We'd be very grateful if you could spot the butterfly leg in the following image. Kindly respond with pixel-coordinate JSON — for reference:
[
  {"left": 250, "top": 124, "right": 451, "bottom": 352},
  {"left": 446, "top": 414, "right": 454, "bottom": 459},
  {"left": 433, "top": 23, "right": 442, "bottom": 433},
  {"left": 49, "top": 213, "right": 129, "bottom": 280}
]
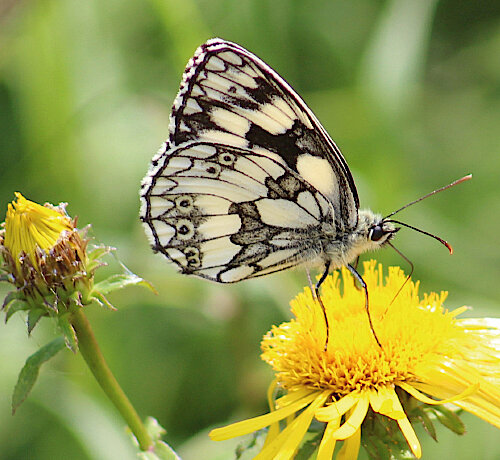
[
  {"left": 353, "top": 256, "right": 359, "bottom": 271},
  {"left": 352, "top": 256, "right": 362, "bottom": 291},
  {"left": 315, "top": 262, "right": 331, "bottom": 351},
  {"left": 347, "top": 264, "right": 383, "bottom": 349}
]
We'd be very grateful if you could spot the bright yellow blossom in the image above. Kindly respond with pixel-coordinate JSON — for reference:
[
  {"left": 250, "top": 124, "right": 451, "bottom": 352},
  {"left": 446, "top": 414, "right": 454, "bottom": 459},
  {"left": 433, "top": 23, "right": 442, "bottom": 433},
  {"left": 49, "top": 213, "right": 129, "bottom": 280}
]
[
  {"left": 4, "top": 192, "right": 73, "bottom": 266},
  {"left": 210, "top": 261, "right": 500, "bottom": 459}
]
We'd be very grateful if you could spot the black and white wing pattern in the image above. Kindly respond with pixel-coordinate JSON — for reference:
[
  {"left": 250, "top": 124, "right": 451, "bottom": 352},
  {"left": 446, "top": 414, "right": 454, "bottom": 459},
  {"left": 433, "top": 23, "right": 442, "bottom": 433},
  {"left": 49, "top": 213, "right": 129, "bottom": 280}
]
[{"left": 140, "top": 38, "right": 360, "bottom": 283}]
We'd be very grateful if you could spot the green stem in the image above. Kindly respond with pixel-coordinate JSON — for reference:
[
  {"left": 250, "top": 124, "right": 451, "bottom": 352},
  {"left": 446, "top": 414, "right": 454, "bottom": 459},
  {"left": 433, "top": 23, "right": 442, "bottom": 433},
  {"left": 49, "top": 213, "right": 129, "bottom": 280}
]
[{"left": 69, "top": 307, "right": 153, "bottom": 451}]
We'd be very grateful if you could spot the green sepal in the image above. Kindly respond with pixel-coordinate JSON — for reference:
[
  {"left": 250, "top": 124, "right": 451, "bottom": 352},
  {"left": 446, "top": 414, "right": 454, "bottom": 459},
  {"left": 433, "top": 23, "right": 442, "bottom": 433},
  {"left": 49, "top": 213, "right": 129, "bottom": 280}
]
[
  {"left": 57, "top": 314, "right": 78, "bottom": 353},
  {"left": 431, "top": 405, "right": 465, "bottom": 435},
  {"left": 87, "top": 244, "right": 113, "bottom": 262},
  {"left": 2, "top": 290, "right": 19, "bottom": 309},
  {"left": 234, "top": 430, "right": 267, "bottom": 459},
  {"left": 69, "top": 291, "right": 84, "bottom": 308},
  {"left": 413, "top": 405, "right": 438, "bottom": 441},
  {"left": 93, "top": 270, "right": 156, "bottom": 296},
  {"left": 27, "top": 308, "right": 46, "bottom": 334},
  {"left": 12, "top": 336, "right": 66, "bottom": 414},
  {"left": 294, "top": 430, "right": 323, "bottom": 459},
  {"left": 86, "top": 245, "right": 113, "bottom": 272},
  {"left": 361, "top": 410, "right": 414, "bottom": 460},
  {"left": 90, "top": 291, "right": 117, "bottom": 310}
]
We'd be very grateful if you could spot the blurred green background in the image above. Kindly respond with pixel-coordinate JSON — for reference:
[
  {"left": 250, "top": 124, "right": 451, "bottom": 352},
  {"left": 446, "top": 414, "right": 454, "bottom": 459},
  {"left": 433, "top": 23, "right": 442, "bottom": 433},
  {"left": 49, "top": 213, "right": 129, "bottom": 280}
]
[{"left": 1, "top": 0, "right": 499, "bottom": 459}]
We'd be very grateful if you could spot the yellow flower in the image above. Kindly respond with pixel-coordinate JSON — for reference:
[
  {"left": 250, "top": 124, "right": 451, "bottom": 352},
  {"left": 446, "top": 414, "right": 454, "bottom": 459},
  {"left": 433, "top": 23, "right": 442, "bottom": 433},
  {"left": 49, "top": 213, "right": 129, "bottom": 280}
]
[
  {"left": 4, "top": 192, "right": 73, "bottom": 267},
  {"left": 0, "top": 193, "right": 99, "bottom": 335},
  {"left": 209, "top": 261, "right": 500, "bottom": 459}
]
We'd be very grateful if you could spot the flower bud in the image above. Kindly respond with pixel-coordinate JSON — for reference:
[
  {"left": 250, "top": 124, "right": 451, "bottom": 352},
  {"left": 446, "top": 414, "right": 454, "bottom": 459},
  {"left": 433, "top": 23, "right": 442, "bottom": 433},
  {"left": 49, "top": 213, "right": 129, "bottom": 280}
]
[{"left": 1, "top": 193, "right": 97, "bottom": 331}]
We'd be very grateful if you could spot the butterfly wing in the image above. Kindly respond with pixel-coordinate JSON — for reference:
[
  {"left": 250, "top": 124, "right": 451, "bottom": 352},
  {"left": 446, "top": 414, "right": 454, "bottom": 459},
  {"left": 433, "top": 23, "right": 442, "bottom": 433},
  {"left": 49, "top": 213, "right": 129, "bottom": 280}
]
[
  {"left": 141, "top": 39, "right": 360, "bottom": 282},
  {"left": 141, "top": 141, "right": 336, "bottom": 282},
  {"left": 168, "top": 38, "right": 359, "bottom": 229}
]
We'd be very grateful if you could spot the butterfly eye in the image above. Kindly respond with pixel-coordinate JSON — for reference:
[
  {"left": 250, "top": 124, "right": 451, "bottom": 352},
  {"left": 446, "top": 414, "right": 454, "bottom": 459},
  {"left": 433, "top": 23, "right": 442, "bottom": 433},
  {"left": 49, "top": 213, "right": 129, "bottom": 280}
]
[{"left": 369, "top": 225, "right": 385, "bottom": 242}]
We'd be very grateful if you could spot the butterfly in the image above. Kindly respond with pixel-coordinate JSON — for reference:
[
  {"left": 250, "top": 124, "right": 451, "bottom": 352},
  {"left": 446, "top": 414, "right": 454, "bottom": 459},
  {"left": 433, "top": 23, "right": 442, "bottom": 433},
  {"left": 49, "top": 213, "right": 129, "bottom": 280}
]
[{"left": 140, "top": 38, "right": 469, "bottom": 343}]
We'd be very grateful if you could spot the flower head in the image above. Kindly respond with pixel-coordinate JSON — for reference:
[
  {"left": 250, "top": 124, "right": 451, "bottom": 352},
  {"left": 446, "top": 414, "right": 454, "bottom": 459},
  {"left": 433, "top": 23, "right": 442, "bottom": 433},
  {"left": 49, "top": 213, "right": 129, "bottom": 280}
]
[
  {"left": 210, "top": 261, "right": 500, "bottom": 459},
  {"left": 0, "top": 193, "right": 110, "bottom": 336}
]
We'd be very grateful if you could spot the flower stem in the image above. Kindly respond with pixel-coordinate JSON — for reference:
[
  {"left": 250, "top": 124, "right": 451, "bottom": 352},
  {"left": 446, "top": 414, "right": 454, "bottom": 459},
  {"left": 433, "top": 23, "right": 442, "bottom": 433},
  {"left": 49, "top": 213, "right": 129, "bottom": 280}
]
[{"left": 69, "top": 307, "right": 153, "bottom": 451}]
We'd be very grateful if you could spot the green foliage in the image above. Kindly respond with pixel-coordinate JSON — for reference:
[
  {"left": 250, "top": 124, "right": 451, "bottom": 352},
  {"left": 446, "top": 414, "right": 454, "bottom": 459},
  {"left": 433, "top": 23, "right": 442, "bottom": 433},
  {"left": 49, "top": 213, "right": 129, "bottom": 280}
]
[
  {"left": 93, "top": 271, "right": 157, "bottom": 297},
  {"left": 137, "top": 417, "right": 181, "bottom": 460},
  {"left": 1, "top": 0, "right": 499, "bottom": 459},
  {"left": 431, "top": 405, "right": 466, "bottom": 436},
  {"left": 361, "top": 410, "right": 415, "bottom": 460},
  {"left": 12, "top": 337, "right": 66, "bottom": 414}
]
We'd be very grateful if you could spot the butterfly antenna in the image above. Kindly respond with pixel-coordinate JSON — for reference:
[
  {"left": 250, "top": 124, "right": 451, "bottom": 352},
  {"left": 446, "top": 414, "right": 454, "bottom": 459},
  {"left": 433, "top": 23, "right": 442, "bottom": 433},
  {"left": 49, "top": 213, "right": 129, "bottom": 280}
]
[
  {"left": 384, "top": 174, "right": 472, "bottom": 220},
  {"left": 387, "top": 242, "right": 413, "bottom": 306},
  {"left": 387, "top": 219, "right": 453, "bottom": 254}
]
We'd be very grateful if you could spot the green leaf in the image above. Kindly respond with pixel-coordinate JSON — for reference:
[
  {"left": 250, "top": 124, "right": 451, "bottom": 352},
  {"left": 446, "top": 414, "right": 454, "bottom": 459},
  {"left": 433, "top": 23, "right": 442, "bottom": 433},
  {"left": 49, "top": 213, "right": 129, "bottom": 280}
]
[
  {"left": 135, "top": 418, "right": 181, "bottom": 460},
  {"left": 138, "top": 441, "right": 181, "bottom": 460},
  {"left": 432, "top": 405, "right": 466, "bottom": 435},
  {"left": 145, "top": 416, "right": 167, "bottom": 441},
  {"left": 12, "top": 336, "right": 66, "bottom": 414},
  {"left": 57, "top": 314, "right": 78, "bottom": 353},
  {"left": 93, "top": 271, "right": 156, "bottom": 295},
  {"left": 5, "top": 299, "right": 30, "bottom": 323},
  {"left": 27, "top": 308, "right": 46, "bottom": 334}
]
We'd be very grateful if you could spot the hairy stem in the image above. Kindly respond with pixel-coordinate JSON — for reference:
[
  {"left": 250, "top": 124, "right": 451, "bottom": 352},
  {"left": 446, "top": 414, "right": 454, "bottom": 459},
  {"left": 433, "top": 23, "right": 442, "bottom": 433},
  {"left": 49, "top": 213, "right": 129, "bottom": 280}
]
[{"left": 69, "top": 307, "right": 153, "bottom": 451}]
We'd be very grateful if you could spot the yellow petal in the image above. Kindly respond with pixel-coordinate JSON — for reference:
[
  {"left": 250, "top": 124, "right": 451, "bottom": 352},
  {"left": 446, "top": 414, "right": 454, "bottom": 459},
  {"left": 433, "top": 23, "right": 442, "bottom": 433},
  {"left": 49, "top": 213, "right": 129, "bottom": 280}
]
[
  {"left": 397, "top": 416, "right": 422, "bottom": 458},
  {"left": 276, "top": 387, "right": 316, "bottom": 409},
  {"left": 4, "top": 192, "right": 72, "bottom": 264},
  {"left": 263, "top": 380, "right": 280, "bottom": 448},
  {"left": 449, "top": 306, "right": 469, "bottom": 317},
  {"left": 209, "top": 392, "right": 319, "bottom": 441},
  {"left": 315, "top": 392, "right": 360, "bottom": 422},
  {"left": 255, "top": 391, "right": 331, "bottom": 460},
  {"left": 336, "top": 426, "right": 361, "bottom": 460},
  {"left": 399, "top": 381, "right": 479, "bottom": 405},
  {"left": 330, "top": 393, "right": 369, "bottom": 440},
  {"left": 317, "top": 418, "right": 340, "bottom": 460},
  {"left": 369, "top": 387, "right": 406, "bottom": 419}
]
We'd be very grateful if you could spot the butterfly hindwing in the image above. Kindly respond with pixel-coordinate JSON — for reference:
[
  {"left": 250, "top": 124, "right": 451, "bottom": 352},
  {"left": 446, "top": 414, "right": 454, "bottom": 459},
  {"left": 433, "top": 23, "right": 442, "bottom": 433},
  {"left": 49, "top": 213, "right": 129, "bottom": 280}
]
[{"left": 141, "top": 141, "right": 335, "bottom": 282}]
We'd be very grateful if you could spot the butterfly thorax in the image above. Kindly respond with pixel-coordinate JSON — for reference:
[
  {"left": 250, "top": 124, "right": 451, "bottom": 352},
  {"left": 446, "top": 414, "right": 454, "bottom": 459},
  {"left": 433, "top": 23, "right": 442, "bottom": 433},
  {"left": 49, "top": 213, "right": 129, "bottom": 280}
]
[{"left": 324, "top": 209, "right": 397, "bottom": 269}]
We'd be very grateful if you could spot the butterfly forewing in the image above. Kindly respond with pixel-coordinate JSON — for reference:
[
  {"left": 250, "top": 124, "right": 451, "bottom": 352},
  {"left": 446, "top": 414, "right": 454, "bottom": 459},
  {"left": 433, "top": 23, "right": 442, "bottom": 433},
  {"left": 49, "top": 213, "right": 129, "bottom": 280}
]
[
  {"left": 170, "top": 39, "right": 358, "bottom": 224},
  {"left": 141, "top": 38, "right": 361, "bottom": 282}
]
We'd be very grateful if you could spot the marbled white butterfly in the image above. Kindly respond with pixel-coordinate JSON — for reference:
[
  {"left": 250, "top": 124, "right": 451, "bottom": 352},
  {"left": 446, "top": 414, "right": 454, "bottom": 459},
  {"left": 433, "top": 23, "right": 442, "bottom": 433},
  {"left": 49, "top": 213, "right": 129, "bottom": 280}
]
[{"left": 140, "top": 39, "right": 470, "bottom": 339}]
